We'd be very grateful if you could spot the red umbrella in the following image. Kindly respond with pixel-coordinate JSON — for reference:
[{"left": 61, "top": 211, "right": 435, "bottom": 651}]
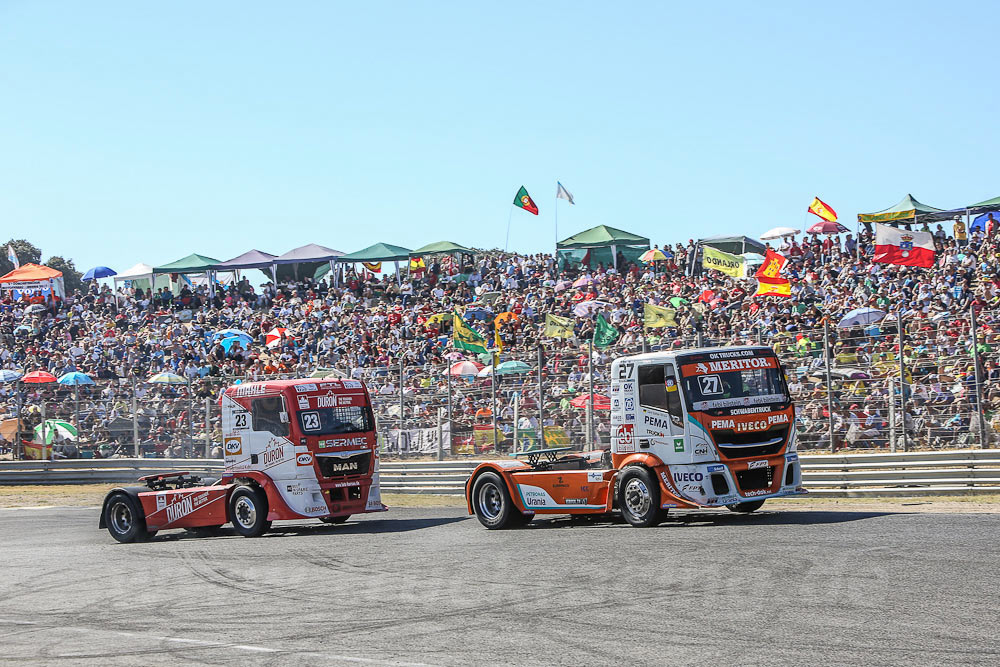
[
  {"left": 807, "top": 220, "right": 849, "bottom": 235},
  {"left": 448, "top": 361, "right": 484, "bottom": 376},
  {"left": 22, "top": 371, "right": 57, "bottom": 384},
  {"left": 570, "top": 393, "right": 610, "bottom": 410},
  {"left": 264, "top": 327, "right": 292, "bottom": 349}
]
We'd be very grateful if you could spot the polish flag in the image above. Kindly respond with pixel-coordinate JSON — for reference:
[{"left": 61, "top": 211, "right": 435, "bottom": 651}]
[{"left": 873, "top": 223, "right": 935, "bottom": 268}]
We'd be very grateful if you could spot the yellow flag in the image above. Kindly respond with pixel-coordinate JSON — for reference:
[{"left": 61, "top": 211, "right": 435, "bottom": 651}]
[
  {"left": 494, "top": 329, "right": 504, "bottom": 352},
  {"left": 643, "top": 303, "right": 678, "bottom": 329},
  {"left": 543, "top": 313, "right": 575, "bottom": 339},
  {"left": 701, "top": 246, "right": 745, "bottom": 277}
]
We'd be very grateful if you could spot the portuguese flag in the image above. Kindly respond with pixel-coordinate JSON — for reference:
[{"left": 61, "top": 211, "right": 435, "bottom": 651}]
[{"left": 513, "top": 186, "right": 539, "bottom": 215}]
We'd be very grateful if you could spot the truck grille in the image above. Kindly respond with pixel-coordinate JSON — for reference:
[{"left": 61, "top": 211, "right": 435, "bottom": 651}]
[
  {"left": 715, "top": 426, "right": 788, "bottom": 459},
  {"left": 317, "top": 452, "right": 370, "bottom": 478},
  {"left": 735, "top": 466, "right": 774, "bottom": 491}
]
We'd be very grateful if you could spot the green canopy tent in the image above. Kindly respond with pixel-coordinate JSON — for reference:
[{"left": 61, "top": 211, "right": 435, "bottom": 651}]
[
  {"left": 857, "top": 194, "right": 951, "bottom": 228},
  {"left": 410, "top": 241, "right": 473, "bottom": 256},
  {"left": 335, "top": 242, "right": 413, "bottom": 284},
  {"left": 969, "top": 195, "right": 1000, "bottom": 214},
  {"left": 556, "top": 225, "right": 650, "bottom": 270},
  {"left": 152, "top": 253, "right": 223, "bottom": 296}
]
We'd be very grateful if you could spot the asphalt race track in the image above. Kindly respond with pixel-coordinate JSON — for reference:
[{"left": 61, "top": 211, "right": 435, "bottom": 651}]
[{"left": 0, "top": 505, "right": 997, "bottom": 666}]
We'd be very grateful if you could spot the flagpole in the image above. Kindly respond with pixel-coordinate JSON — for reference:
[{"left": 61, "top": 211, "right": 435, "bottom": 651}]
[{"left": 554, "top": 187, "right": 559, "bottom": 250}]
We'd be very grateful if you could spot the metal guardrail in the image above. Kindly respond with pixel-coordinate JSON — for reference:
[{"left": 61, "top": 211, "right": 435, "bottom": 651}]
[{"left": 2, "top": 451, "right": 1000, "bottom": 498}]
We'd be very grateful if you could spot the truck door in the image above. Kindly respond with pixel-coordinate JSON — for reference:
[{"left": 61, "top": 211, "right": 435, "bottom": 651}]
[{"left": 636, "top": 362, "right": 685, "bottom": 449}]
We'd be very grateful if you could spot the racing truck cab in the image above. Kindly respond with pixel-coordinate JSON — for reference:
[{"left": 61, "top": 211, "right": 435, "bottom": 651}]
[
  {"left": 466, "top": 346, "right": 805, "bottom": 529},
  {"left": 100, "top": 377, "right": 386, "bottom": 542}
]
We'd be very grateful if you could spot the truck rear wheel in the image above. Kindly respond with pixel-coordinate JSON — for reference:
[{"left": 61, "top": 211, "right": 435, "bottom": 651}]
[
  {"left": 727, "top": 500, "right": 766, "bottom": 513},
  {"left": 229, "top": 486, "right": 271, "bottom": 537},
  {"left": 104, "top": 492, "right": 150, "bottom": 543},
  {"left": 618, "top": 467, "right": 663, "bottom": 528},
  {"left": 472, "top": 472, "right": 523, "bottom": 529}
]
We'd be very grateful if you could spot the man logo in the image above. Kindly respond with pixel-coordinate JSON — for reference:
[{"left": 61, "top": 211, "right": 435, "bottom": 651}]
[
  {"left": 224, "top": 437, "right": 242, "bottom": 456},
  {"left": 297, "top": 453, "right": 314, "bottom": 466}
]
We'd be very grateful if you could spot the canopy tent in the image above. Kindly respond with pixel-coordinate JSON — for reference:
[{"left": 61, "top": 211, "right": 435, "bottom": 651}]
[
  {"left": 857, "top": 194, "right": 951, "bottom": 226},
  {"left": 0, "top": 264, "right": 65, "bottom": 298},
  {"left": 557, "top": 225, "right": 649, "bottom": 270},
  {"left": 213, "top": 249, "right": 279, "bottom": 284},
  {"left": 112, "top": 263, "right": 170, "bottom": 292},
  {"left": 273, "top": 244, "right": 344, "bottom": 283},
  {"left": 152, "top": 253, "right": 222, "bottom": 274},
  {"left": 340, "top": 242, "right": 413, "bottom": 263},
  {"left": 410, "top": 241, "right": 473, "bottom": 256},
  {"left": 968, "top": 195, "right": 1000, "bottom": 215},
  {"left": 698, "top": 235, "right": 767, "bottom": 255}
]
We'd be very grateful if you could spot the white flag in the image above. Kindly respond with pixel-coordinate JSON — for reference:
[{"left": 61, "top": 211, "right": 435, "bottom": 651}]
[
  {"left": 6, "top": 244, "right": 18, "bottom": 269},
  {"left": 556, "top": 181, "right": 575, "bottom": 205}
]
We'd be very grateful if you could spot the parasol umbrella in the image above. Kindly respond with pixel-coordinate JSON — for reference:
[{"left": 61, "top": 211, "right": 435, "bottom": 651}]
[
  {"left": 554, "top": 279, "right": 572, "bottom": 292},
  {"left": 444, "top": 351, "right": 465, "bottom": 360},
  {"left": 82, "top": 266, "right": 117, "bottom": 281},
  {"left": 213, "top": 328, "right": 252, "bottom": 341},
  {"left": 22, "top": 371, "right": 57, "bottom": 383},
  {"left": 669, "top": 296, "right": 689, "bottom": 308},
  {"left": 494, "top": 311, "right": 519, "bottom": 326},
  {"left": 14, "top": 324, "right": 32, "bottom": 334},
  {"left": 760, "top": 226, "right": 800, "bottom": 240},
  {"left": 33, "top": 419, "right": 78, "bottom": 444},
  {"left": 476, "top": 365, "right": 495, "bottom": 377},
  {"left": 573, "top": 301, "right": 610, "bottom": 317},
  {"left": 449, "top": 361, "right": 484, "bottom": 376},
  {"left": 25, "top": 304, "right": 47, "bottom": 315},
  {"left": 572, "top": 276, "right": 593, "bottom": 288},
  {"left": 570, "top": 393, "right": 611, "bottom": 410},
  {"left": 495, "top": 360, "right": 532, "bottom": 375},
  {"left": 0, "top": 370, "right": 22, "bottom": 382},
  {"left": 58, "top": 371, "right": 94, "bottom": 386},
  {"left": 147, "top": 372, "right": 187, "bottom": 384},
  {"left": 838, "top": 308, "right": 886, "bottom": 328},
  {"left": 463, "top": 308, "right": 492, "bottom": 321},
  {"left": 265, "top": 327, "right": 292, "bottom": 348},
  {"left": 807, "top": 220, "right": 849, "bottom": 235},
  {"left": 639, "top": 248, "right": 669, "bottom": 263}
]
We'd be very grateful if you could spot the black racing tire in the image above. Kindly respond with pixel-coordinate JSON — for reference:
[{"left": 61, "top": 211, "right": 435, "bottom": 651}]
[
  {"left": 471, "top": 471, "right": 520, "bottom": 530},
  {"left": 229, "top": 486, "right": 271, "bottom": 537},
  {"left": 617, "top": 467, "right": 663, "bottom": 528},
  {"left": 319, "top": 515, "right": 351, "bottom": 524},
  {"left": 104, "top": 492, "right": 150, "bottom": 543},
  {"left": 727, "top": 499, "right": 766, "bottom": 513}
]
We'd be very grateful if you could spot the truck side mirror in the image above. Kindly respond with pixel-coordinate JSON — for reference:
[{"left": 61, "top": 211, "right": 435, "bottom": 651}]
[{"left": 279, "top": 411, "right": 289, "bottom": 423}]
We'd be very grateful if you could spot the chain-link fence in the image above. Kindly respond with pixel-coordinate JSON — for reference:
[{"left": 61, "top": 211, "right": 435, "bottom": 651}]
[{"left": 4, "top": 306, "right": 998, "bottom": 460}]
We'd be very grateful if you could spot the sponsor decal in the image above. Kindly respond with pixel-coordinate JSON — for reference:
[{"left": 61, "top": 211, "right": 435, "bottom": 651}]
[
  {"left": 342, "top": 380, "right": 362, "bottom": 389},
  {"left": 163, "top": 491, "right": 210, "bottom": 524},
  {"left": 731, "top": 406, "right": 772, "bottom": 415},
  {"left": 710, "top": 413, "right": 789, "bottom": 432},
  {"left": 744, "top": 488, "right": 770, "bottom": 496},
  {"left": 316, "top": 393, "right": 338, "bottom": 408},
  {"left": 522, "top": 488, "right": 550, "bottom": 508},
  {"left": 682, "top": 356, "right": 777, "bottom": 376},
  {"left": 697, "top": 374, "right": 723, "bottom": 395},
  {"left": 681, "top": 484, "right": 704, "bottom": 495},
  {"left": 230, "top": 412, "right": 249, "bottom": 430},
  {"left": 565, "top": 498, "right": 588, "bottom": 505},
  {"left": 233, "top": 384, "right": 268, "bottom": 398},
  {"left": 646, "top": 428, "right": 665, "bottom": 437},
  {"left": 297, "top": 396, "right": 310, "bottom": 410},
  {"left": 623, "top": 382, "right": 635, "bottom": 393},
  {"left": 644, "top": 414, "right": 673, "bottom": 430},
  {"left": 658, "top": 471, "right": 681, "bottom": 496},
  {"left": 673, "top": 471, "right": 703, "bottom": 482},
  {"left": 295, "top": 383, "right": 319, "bottom": 393},
  {"left": 304, "top": 505, "right": 327, "bottom": 514},
  {"left": 661, "top": 502, "right": 679, "bottom": 508},
  {"left": 624, "top": 413, "right": 635, "bottom": 423},
  {"left": 224, "top": 437, "right": 242, "bottom": 456},
  {"left": 338, "top": 395, "right": 354, "bottom": 406},
  {"left": 707, "top": 464, "right": 726, "bottom": 472},
  {"left": 321, "top": 436, "right": 367, "bottom": 448},
  {"left": 612, "top": 397, "right": 621, "bottom": 409},
  {"left": 624, "top": 397, "right": 634, "bottom": 411},
  {"left": 286, "top": 483, "right": 307, "bottom": 496},
  {"left": 747, "top": 460, "right": 768, "bottom": 469},
  {"left": 156, "top": 495, "right": 166, "bottom": 511},
  {"left": 785, "top": 452, "right": 799, "bottom": 461},
  {"left": 673, "top": 437, "right": 685, "bottom": 453},
  {"left": 333, "top": 480, "right": 361, "bottom": 488},
  {"left": 297, "top": 453, "right": 314, "bottom": 466},
  {"left": 614, "top": 423, "right": 635, "bottom": 452},
  {"left": 587, "top": 471, "right": 604, "bottom": 483},
  {"left": 692, "top": 394, "right": 787, "bottom": 411},
  {"left": 610, "top": 383, "right": 620, "bottom": 394},
  {"left": 694, "top": 444, "right": 709, "bottom": 456},
  {"left": 326, "top": 460, "right": 360, "bottom": 474},
  {"left": 616, "top": 361, "right": 634, "bottom": 380},
  {"left": 552, "top": 476, "right": 569, "bottom": 489},
  {"left": 262, "top": 442, "right": 285, "bottom": 467}
]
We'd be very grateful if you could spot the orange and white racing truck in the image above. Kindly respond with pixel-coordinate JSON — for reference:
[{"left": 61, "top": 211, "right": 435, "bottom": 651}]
[
  {"left": 100, "top": 378, "right": 385, "bottom": 542},
  {"left": 466, "top": 346, "right": 806, "bottom": 528}
]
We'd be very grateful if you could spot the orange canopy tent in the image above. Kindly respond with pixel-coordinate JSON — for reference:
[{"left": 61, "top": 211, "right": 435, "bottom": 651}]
[{"left": 0, "top": 264, "right": 65, "bottom": 297}]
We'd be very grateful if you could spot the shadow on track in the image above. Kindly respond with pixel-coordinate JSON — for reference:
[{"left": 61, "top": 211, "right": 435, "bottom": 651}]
[
  {"left": 147, "top": 515, "right": 470, "bottom": 541},
  {"left": 522, "top": 509, "right": 899, "bottom": 529}
]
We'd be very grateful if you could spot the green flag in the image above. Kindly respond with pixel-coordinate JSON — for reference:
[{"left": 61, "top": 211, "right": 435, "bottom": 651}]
[
  {"left": 452, "top": 310, "right": 489, "bottom": 354},
  {"left": 593, "top": 313, "right": 620, "bottom": 349}
]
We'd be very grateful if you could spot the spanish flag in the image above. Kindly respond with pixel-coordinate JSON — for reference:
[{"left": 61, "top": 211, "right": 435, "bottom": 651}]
[
  {"left": 754, "top": 249, "right": 792, "bottom": 297},
  {"left": 807, "top": 197, "right": 838, "bottom": 223}
]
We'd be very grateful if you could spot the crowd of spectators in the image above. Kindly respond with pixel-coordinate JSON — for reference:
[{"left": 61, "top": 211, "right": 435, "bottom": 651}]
[{"left": 2, "top": 214, "right": 1000, "bottom": 458}]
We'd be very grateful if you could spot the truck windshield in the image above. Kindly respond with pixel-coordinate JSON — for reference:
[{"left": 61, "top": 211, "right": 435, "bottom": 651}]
[
  {"left": 298, "top": 405, "right": 374, "bottom": 436},
  {"left": 679, "top": 354, "right": 788, "bottom": 411}
]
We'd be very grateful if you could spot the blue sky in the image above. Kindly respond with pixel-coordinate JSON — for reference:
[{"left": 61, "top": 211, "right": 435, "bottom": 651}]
[{"left": 1, "top": 1, "right": 998, "bottom": 273}]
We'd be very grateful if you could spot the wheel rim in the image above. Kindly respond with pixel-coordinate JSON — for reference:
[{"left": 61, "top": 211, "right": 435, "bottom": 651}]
[
  {"left": 478, "top": 483, "right": 503, "bottom": 521},
  {"left": 110, "top": 501, "right": 132, "bottom": 535},
  {"left": 234, "top": 496, "right": 256, "bottom": 528},
  {"left": 623, "top": 478, "right": 651, "bottom": 518}
]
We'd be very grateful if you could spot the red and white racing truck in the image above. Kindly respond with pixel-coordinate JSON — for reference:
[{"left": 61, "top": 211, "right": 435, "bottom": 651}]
[
  {"left": 100, "top": 378, "right": 385, "bottom": 542},
  {"left": 466, "top": 346, "right": 806, "bottom": 528}
]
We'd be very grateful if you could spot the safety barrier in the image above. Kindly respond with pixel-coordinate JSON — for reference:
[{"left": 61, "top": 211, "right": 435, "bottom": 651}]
[{"left": 2, "top": 451, "right": 1000, "bottom": 498}]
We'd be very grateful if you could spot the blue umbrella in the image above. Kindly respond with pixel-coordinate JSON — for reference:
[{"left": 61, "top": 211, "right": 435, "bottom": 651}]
[
  {"left": 219, "top": 335, "right": 251, "bottom": 352},
  {"left": 213, "top": 328, "right": 253, "bottom": 342},
  {"left": 0, "top": 370, "right": 22, "bottom": 382},
  {"left": 58, "top": 371, "right": 95, "bottom": 386},
  {"left": 837, "top": 307, "right": 886, "bottom": 328},
  {"left": 82, "top": 266, "right": 117, "bottom": 281}
]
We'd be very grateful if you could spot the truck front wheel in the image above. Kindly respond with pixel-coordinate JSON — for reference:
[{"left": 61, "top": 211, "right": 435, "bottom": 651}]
[
  {"left": 104, "top": 492, "right": 150, "bottom": 543},
  {"left": 229, "top": 486, "right": 271, "bottom": 537},
  {"left": 472, "top": 472, "right": 523, "bottom": 529},
  {"left": 727, "top": 500, "right": 766, "bottom": 513},
  {"left": 618, "top": 467, "right": 664, "bottom": 528}
]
